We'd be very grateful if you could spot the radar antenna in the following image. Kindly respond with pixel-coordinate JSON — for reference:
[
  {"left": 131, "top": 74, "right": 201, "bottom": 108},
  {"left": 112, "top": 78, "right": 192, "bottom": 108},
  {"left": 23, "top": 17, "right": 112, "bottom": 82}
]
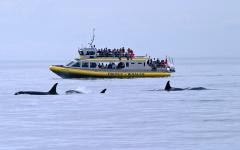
[{"left": 88, "top": 28, "right": 95, "bottom": 48}]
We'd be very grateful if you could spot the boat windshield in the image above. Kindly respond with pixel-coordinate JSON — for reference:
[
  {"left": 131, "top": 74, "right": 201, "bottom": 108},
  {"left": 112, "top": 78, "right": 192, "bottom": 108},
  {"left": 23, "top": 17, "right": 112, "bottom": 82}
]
[
  {"left": 66, "top": 61, "right": 81, "bottom": 67},
  {"left": 66, "top": 61, "right": 75, "bottom": 66},
  {"left": 72, "top": 62, "right": 81, "bottom": 67}
]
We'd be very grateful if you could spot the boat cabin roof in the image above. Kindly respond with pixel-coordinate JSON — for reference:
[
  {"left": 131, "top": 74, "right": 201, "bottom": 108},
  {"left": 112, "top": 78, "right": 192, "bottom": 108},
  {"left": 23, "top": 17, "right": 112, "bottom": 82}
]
[{"left": 76, "top": 57, "right": 147, "bottom": 62}]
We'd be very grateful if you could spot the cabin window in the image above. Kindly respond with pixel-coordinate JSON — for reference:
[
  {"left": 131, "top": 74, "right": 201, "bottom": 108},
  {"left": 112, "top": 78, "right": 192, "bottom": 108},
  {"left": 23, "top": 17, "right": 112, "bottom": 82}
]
[
  {"left": 131, "top": 62, "right": 135, "bottom": 64},
  {"left": 86, "top": 51, "right": 96, "bottom": 55},
  {"left": 138, "top": 62, "right": 143, "bottom": 64},
  {"left": 117, "top": 62, "right": 125, "bottom": 69},
  {"left": 72, "top": 62, "right": 81, "bottom": 67},
  {"left": 90, "top": 62, "right": 97, "bottom": 68},
  {"left": 126, "top": 62, "right": 129, "bottom": 67},
  {"left": 79, "top": 50, "right": 84, "bottom": 55},
  {"left": 82, "top": 62, "right": 89, "bottom": 68}
]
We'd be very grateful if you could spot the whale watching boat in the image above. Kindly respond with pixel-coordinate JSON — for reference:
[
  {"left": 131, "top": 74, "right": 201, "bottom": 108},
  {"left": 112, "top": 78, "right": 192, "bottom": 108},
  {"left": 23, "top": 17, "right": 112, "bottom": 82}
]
[{"left": 49, "top": 31, "right": 175, "bottom": 78}]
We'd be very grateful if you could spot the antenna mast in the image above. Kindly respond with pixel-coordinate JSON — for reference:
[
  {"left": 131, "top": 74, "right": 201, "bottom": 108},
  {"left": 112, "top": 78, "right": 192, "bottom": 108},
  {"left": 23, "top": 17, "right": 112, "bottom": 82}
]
[{"left": 88, "top": 28, "right": 95, "bottom": 48}]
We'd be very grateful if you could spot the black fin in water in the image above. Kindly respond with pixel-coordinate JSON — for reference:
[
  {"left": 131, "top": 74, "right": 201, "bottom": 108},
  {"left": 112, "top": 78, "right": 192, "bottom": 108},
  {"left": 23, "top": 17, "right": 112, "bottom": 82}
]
[
  {"left": 165, "top": 81, "right": 171, "bottom": 91},
  {"left": 48, "top": 83, "right": 58, "bottom": 94},
  {"left": 100, "top": 89, "right": 107, "bottom": 93}
]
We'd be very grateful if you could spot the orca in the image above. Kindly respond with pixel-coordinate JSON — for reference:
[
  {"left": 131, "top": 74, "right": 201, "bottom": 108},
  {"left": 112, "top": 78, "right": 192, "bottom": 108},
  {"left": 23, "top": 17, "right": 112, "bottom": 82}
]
[
  {"left": 65, "top": 88, "right": 107, "bottom": 94},
  {"left": 165, "top": 81, "right": 207, "bottom": 91},
  {"left": 188, "top": 87, "right": 207, "bottom": 90},
  {"left": 15, "top": 83, "right": 58, "bottom": 95},
  {"left": 65, "top": 90, "right": 84, "bottom": 94}
]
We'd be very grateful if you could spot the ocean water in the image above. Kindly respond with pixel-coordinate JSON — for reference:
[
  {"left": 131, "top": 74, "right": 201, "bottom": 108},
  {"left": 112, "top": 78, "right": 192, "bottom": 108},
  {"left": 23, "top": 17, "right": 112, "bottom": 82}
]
[{"left": 0, "top": 58, "right": 240, "bottom": 150}]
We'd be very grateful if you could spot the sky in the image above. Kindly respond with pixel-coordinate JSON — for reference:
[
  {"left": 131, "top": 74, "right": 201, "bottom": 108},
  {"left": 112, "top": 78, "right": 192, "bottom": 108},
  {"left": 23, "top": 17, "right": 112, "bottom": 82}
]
[{"left": 0, "top": 0, "right": 240, "bottom": 61}]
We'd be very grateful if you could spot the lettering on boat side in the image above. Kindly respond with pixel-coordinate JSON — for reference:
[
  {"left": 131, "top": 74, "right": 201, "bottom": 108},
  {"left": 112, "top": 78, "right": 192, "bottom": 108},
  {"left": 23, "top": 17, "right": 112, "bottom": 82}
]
[
  {"left": 107, "top": 73, "right": 124, "bottom": 76},
  {"left": 107, "top": 72, "right": 144, "bottom": 77}
]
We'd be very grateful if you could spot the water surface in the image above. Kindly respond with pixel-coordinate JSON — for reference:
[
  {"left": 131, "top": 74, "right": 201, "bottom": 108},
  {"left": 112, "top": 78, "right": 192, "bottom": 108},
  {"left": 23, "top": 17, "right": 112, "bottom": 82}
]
[{"left": 0, "top": 58, "right": 240, "bottom": 150}]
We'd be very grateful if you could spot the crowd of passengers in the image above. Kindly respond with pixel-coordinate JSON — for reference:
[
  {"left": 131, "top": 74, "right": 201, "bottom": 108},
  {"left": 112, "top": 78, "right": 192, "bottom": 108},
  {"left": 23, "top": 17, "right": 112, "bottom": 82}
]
[
  {"left": 147, "top": 58, "right": 168, "bottom": 68},
  {"left": 96, "top": 58, "right": 168, "bottom": 70},
  {"left": 98, "top": 62, "right": 125, "bottom": 69},
  {"left": 96, "top": 47, "right": 135, "bottom": 58}
]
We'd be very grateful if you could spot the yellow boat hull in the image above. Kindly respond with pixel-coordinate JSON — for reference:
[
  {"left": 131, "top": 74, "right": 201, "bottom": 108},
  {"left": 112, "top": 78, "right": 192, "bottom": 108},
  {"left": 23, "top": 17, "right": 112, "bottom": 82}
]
[{"left": 49, "top": 65, "right": 171, "bottom": 78}]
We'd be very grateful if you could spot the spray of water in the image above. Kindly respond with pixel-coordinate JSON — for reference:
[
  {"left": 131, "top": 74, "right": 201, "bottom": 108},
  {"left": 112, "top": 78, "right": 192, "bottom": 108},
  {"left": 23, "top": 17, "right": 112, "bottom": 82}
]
[{"left": 75, "top": 87, "right": 91, "bottom": 94}]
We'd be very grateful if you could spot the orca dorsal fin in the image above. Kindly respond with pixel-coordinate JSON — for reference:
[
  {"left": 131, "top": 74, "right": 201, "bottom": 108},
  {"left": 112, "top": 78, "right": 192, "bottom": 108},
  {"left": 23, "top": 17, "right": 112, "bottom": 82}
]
[
  {"left": 100, "top": 89, "right": 107, "bottom": 93},
  {"left": 165, "top": 81, "right": 171, "bottom": 91},
  {"left": 48, "top": 83, "right": 58, "bottom": 94}
]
